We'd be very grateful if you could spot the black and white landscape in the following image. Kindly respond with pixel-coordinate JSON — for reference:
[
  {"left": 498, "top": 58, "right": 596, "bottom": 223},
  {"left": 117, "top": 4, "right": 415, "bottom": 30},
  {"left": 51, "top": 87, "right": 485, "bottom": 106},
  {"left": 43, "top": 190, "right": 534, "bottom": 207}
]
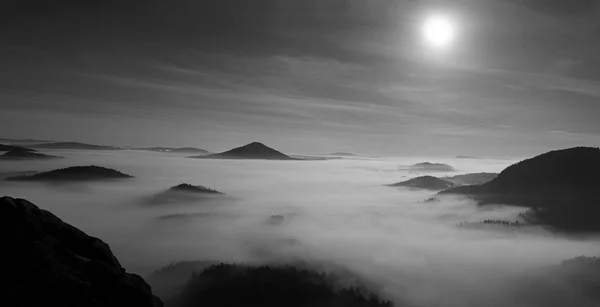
[{"left": 3, "top": 1, "right": 600, "bottom": 306}]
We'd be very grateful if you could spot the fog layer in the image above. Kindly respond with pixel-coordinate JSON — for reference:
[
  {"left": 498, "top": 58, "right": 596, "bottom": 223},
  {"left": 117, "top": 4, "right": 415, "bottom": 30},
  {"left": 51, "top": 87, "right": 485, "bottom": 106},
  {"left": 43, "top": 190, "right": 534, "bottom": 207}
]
[{"left": 1, "top": 150, "right": 599, "bottom": 307}]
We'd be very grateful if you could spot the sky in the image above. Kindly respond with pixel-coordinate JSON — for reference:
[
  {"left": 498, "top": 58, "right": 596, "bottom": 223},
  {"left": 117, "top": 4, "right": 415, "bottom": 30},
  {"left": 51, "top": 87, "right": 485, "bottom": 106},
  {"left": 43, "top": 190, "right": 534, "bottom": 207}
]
[{"left": 1, "top": 0, "right": 600, "bottom": 157}]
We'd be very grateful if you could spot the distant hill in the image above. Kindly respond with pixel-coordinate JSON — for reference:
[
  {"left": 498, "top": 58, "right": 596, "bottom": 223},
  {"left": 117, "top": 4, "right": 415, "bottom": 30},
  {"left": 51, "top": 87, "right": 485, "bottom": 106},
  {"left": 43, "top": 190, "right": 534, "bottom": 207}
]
[
  {"left": 289, "top": 155, "right": 341, "bottom": 161},
  {"left": 143, "top": 183, "right": 225, "bottom": 206},
  {"left": 188, "top": 142, "right": 297, "bottom": 160},
  {"left": 409, "top": 162, "right": 455, "bottom": 172},
  {"left": 0, "top": 138, "right": 53, "bottom": 144},
  {"left": 388, "top": 176, "right": 455, "bottom": 190},
  {"left": 387, "top": 173, "right": 497, "bottom": 191},
  {"left": 136, "top": 147, "right": 210, "bottom": 154},
  {"left": 443, "top": 173, "right": 498, "bottom": 186},
  {"left": 440, "top": 147, "right": 600, "bottom": 232},
  {"left": 169, "top": 183, "right": 223, "bottom": 194},
  {"left": 455, "top": 155, "right": 482, "bottom": 159},
  {"left": 329, "top": 152, "right": 356, "bottom": 157},
  {"left": 6, "top": 165, "right": 133, "bottom": 181},
  {"left": 0, "top": 144, "right": 35, "bottom": 152},
  {"left": 29, "top": 142, "right": 122, "bottom": 150},
  {"left": 0, "top": 149, "right": 62, "bottom": 160}
]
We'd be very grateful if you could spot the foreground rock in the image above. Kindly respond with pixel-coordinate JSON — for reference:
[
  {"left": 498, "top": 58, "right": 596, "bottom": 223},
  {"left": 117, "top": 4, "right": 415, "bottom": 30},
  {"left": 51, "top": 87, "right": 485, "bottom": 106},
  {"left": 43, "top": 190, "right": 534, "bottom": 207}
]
[
  {"left": 440, "top": 147, "right": 600, "bottom": 232},
  {"left": 0, "top": 197, "right": 162, "bottom": 307},
  {"left": 6, "top": 165, "right": 133, "bottom": 182},
  {"left": 0, "top": 148, "right": 63, "bottom": 160},
  {"left": 388, "top": 176, "right": 455, "bottom": 190},
  {"left": 188, "top": 142, "right": 297, "bottom": 160}
]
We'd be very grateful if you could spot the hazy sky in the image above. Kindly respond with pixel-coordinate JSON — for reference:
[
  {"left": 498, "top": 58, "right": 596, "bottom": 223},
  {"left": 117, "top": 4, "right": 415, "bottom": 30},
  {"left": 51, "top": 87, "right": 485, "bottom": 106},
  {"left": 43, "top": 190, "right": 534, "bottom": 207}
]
[{"left": 2, "top": 0, "right": 599, "bottom": 156}]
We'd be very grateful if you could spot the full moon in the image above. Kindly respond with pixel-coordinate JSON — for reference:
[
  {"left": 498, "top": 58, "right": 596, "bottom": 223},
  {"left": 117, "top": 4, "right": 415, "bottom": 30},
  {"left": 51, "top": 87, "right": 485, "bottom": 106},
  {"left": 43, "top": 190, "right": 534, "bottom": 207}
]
[{"left": 423, "top": 15, "right": 455, "bottom": 49}]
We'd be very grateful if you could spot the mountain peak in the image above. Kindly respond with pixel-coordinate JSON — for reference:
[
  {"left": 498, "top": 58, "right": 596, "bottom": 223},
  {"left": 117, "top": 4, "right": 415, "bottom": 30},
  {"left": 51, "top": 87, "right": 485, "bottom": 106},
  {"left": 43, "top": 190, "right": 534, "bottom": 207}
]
[
  {"left": 189, "top": 142, "right": 296, "bottom": 160},
  {"left": 244, "top": 141, "right": 268, "bottom": 148}
]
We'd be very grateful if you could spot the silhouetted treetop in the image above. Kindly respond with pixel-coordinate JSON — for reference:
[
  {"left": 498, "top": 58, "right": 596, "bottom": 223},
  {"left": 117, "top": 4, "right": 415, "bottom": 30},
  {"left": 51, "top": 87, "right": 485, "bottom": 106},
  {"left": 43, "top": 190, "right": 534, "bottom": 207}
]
[
  {"left": 171, "top": 264, "right": 394, "bottom": 307},
  {"left": 169, "top": 183, "right": 224, "bottom": 194}
]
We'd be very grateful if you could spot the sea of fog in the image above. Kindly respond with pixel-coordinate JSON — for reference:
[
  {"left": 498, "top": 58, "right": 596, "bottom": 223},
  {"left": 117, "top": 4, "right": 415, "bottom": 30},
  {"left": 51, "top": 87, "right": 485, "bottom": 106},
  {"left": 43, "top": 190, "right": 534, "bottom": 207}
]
[{"left": 2, "top": 150, "right": 600, "bottom": 307}]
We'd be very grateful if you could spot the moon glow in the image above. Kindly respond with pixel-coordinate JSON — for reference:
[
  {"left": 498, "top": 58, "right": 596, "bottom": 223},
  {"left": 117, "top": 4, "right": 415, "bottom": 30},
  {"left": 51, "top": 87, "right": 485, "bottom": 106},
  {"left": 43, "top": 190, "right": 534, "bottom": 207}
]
[{"left": 423, "top": 15, "right": 455, "bottom": 49}]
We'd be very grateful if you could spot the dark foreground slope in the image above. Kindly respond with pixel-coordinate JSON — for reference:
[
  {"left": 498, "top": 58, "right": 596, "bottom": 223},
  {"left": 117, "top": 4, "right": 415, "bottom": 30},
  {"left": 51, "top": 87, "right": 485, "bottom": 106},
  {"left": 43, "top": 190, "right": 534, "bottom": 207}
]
[
  {"left": 0, "top": 197, "right": 162, "bottom": 307},
  {"left": 170, "top": 264, "right": 393, "bottom": 307},
  {"left": 6, "top": 165, "right": 133, "bottom": 181},
  {"left": 189, "top": 142, "right": 297, "bottom": 160},
  {"left": 440, "top": 147, "right": 600, "bottom": 232}
]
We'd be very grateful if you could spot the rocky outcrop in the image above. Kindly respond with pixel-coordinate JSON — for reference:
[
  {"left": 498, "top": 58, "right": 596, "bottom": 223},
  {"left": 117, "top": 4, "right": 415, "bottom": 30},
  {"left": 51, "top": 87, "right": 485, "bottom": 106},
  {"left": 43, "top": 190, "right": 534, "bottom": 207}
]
[{"left": 0, "top": 197, "right": 163, "bottom": 307}]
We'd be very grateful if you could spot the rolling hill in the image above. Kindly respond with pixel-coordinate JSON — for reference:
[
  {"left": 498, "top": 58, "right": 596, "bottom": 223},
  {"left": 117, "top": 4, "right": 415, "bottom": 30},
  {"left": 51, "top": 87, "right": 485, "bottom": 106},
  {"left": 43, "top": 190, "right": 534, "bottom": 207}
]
[{"left": 440, "top": 147, "right": 600, "bottom": 232}]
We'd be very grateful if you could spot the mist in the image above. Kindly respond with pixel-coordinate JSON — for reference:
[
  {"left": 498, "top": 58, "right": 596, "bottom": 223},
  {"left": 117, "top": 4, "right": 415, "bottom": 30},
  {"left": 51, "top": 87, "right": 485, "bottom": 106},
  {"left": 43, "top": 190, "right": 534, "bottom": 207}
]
[{"left": 1, "top": 150, "right": 599, "bottom": 307}]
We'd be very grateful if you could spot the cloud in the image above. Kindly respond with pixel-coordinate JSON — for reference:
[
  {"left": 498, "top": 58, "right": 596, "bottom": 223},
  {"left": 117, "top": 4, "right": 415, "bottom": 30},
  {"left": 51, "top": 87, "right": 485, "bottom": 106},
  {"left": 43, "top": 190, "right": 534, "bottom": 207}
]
[
  {"left": 2, "top": 151, "right": 600, "bottom": 306},
  {"left": 502, "top": 0, "right": 600, "bottom": 17}
]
